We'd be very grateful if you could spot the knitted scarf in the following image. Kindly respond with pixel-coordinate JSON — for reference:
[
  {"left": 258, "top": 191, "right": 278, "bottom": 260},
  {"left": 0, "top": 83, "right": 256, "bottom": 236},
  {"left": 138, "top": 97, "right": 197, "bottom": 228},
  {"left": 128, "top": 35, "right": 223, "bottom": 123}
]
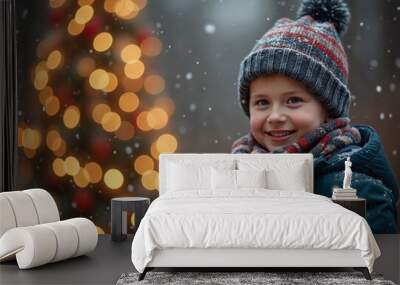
[{"left": 231, "top": 117, "right": 361, "bottom": 159}]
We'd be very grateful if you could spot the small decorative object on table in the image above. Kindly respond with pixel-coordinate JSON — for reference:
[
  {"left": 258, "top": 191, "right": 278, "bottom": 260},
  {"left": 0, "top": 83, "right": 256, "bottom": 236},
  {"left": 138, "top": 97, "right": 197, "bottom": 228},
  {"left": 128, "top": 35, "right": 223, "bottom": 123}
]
[
  {"left": 111, "top": 197, "right": 150, "bottom": 242},
  {"left": 331, "top": 157, "right": 366, "bottom": 218},
  {"left": 332, "top": 157, "right": 358, "bottom": 200}
]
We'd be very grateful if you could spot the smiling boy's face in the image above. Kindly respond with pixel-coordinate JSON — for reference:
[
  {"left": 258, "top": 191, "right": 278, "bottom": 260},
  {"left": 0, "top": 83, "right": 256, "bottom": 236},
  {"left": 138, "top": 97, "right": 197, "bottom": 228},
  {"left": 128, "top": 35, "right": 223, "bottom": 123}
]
[{"left": 249, "top": 74, "right": 328, "bottom": 152}]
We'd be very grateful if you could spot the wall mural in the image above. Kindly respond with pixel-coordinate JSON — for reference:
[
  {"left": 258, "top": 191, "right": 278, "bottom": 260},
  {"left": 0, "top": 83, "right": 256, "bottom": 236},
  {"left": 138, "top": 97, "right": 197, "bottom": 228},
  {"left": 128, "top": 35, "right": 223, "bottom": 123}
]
[{"left": 17, "top": 0, "right": 175, "bottom": 234}]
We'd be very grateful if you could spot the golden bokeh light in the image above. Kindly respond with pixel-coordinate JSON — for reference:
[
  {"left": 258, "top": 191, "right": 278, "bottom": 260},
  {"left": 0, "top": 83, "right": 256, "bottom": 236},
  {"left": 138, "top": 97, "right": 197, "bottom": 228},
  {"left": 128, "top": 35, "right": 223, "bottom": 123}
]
[
  {"left": 130, "top": 213, "right": 136, "bottom": 227},
  {"left": 102, "top": 72, "right": 118, "bottom": 92},
  {"left": 141, "top": 170, "right": 158, "bottom": 190},
  {"left": 133, "top": 154, "right": 154, "bottom": 175},
  {"left": 46, "top": 50, "right": 63, "bottom": 70},
  {"left": 63, "top": 105, "right": 81, "bottom": 129},
  {"left": 156, "top": 134, "right": 178, "bottom": 153},
  {"left": 104, "top": 169, "right": 124, "bottom": 189},
  {"left": 39, "top": 86, "right": 53, "bottom": 105},
  {"left": 46, "top": 130, "right": 61, "bottom": 150},
  {"left": 73, "top": 168, "right": 90, "bottom": 188},
  {"left": 78, "top": 0, "right": 95, "bottom": 6},
  {"left": 144, "top": 74, "right": 165, "bottom": 95},
  {"left": 85, "top": 162, "right": 103, "bottom": 183},
  {"left": 89, "top": 69, "right": 110, "bottom": 90},
  {"left": 150, "top": 141, "right": 160, "bottom": 160},
  {"left": 120, "top": 44, "right": 141, "bottom": 63},
  {"left": 68, "top": 19, "right": 85, "bottom": 36},
  {"left": 75, "top": 5, "right": 94, "bottom": 24},
  {"left": 115, "top": 0, "right": 139, "bottom": 19},
  {"left": 136, "top": 111, "right": 151, "bottom": 131},
  {"left": 92, "top": 103, "right": 111, "bottom": 123},
  {"left": 77, "top": 57, "right": 96, "bottom": 77},
  {"left": 104, "top": 0, "right": 119, "bottom": 13},
  {"left": 121, "top": 77, "right": 143, "bottom": 92},
  {"left": 115, "top": 121, "right": 135, "bottom": 140},
  {"left": 101, "top": 112, "right": 122, "bottom": 132},
  {"left": 147, "top": 107, "right": 168, "bottom": 130},
  {"left": 53, "top": 140, "right": 67, "bottom": 157},
  {"left": 52, "top": 158, "right": 66, "bottom": 177},
  {"left": 124, "top": 60, "right": 144, "bottom": 79},
  {"left": 140, "top": 37, "right": 162, "bottom": 57},
  {"left": 135, "top": 0, "right": 147, "bottom": 10},
  {"left": 154, "top": 96, "right": 175, "bottom": 116},
  {"left": 22, "top": 128, "right": 41, "bottom": 150},
  {"left": 49, "top": 0, "right": 66, "bottom": 9},
  {"left": 118, "top": 92, "right": 139, "bottom": 112},
  {"left": 96, "top": 226, "right": 105, "bottom": 234},
  {"left": 44, "top": 96, "right": 60, "bottom": 116},
  {"left": 34, "top": 69, "right": 49, "bottom": 90},
  {"left": 64, "top": 156, "right": 80, "bottom": 176},
  {"left": 23, "top": 147, "right": 36, "bottom": 159},
  {"left": 93, "top": 32, "right": 113, "bottom": 52}
]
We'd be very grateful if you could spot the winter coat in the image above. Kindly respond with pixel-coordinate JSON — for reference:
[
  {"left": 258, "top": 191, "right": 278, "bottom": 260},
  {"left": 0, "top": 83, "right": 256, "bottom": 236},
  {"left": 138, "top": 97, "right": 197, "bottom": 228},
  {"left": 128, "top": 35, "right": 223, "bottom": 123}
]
[{"left": 314, "top": 125, "right": 399, "bottom": 233}]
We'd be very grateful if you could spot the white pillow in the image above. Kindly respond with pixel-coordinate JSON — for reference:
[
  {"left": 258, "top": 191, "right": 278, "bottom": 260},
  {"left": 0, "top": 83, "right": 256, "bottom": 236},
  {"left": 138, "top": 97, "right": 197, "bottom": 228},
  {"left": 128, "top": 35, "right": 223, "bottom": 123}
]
[
  {"left": 211, "top": 168, "right": 267, "bottom": 190},
  {"left": 267, "top": 167, "right": 307, "bottom": 191},
  {"left": 211, "top": 168, "right": 236, "bottom": 190},
  {"left": 167, "top": 160, "right": 235, "bottom": 191},
  {"left": 237, "top": 169, "right": 267, "bottom": 188},
  {"left": 238, "top": 159, "right": 308, "bottom": 192}
]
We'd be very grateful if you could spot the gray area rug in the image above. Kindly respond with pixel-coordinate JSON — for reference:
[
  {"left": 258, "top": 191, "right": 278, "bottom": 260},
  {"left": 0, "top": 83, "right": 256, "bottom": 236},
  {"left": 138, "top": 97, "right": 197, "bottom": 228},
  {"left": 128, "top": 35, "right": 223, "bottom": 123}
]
[{"left": 116, "top": 271, "right": 396, "bottom": 285}]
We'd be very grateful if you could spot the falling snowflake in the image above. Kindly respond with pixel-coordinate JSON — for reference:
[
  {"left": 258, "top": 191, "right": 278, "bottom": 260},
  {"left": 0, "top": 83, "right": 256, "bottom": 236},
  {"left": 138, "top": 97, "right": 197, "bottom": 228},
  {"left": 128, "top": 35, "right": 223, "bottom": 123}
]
[
  {"left": 208, "top": 107, "right": 212, "bottom": 111},
  {"left": 176, "top": 74, "right": 181, "bottom": 79},
  {"left": 185, "top": 72, "right": 193, "bottom": 80},
  {"left": 359, "top": 22, "right": 364, "bottom": 27},
  {"left": 189, "top": 103, "right": 197, "bottom": 112},
  {"left": 376, "top": 85, "right": 382, "bottom": 93},
  {"left": 389, "top": 83, "right": 396, "bottom": 92},
  {"left": 395, "top": 58, "right": 400, "bottom": 69},
  {"left": 178, "top": 125, "right": 187, "bottom": 135},
  {"left": 125, "top": 146, "right": 132, "bottom": 154},
  {"left": 369, "top": 59, "right": 378, "bottom": 68},
  {"left": 389, "top": 113, "right": 393, "bottom": 119},
  {"left": 127, "top": 184, "right": 134, "bottom": 192},
  {"left": 204, "top": 24, "right": 216, "bottom": 34},
  {"left": 393, "top": 149, "right": 398, "bottom": 156},
  {"left": 134, "top": 142, "right": 140, "bottom": 148},
  {"left": 379, "top": 113, "right": 385, "bottom": 120}
]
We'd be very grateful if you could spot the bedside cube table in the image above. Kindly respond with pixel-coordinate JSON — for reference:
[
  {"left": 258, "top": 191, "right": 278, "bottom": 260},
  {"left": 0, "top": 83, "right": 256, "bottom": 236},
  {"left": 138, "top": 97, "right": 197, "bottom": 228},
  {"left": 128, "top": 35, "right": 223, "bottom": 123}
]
[
  {"left": 331, "top": 198, "right": 366, "bottom": 218},
  {"left": 111, "top": 197, "right": 150, "bottom": 242}
]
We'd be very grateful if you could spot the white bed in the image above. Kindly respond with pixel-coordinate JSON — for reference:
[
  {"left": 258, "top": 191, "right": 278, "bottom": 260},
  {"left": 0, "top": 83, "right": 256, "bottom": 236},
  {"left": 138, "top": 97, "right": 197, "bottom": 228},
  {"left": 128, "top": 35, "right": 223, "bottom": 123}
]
[{"left": 131, "top": 154, "right": 380, "bottom": 280}]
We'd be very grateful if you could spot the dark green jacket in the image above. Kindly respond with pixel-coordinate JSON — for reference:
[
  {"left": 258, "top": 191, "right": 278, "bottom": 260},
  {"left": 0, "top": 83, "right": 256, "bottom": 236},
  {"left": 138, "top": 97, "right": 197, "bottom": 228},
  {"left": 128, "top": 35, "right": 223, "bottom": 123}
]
[{"left": 314, "top": 125, "right": 399, "bottom": 233}]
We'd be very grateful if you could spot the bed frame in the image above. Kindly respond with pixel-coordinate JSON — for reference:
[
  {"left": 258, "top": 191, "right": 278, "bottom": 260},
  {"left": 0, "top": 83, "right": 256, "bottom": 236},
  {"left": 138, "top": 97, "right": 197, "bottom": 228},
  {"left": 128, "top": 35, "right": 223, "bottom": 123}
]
[
  {"left": 139, "top": 248, "right": 371, "bottom": 280},
  {"left": 138, "top": 154, "right": 372, "bottom": 281}
]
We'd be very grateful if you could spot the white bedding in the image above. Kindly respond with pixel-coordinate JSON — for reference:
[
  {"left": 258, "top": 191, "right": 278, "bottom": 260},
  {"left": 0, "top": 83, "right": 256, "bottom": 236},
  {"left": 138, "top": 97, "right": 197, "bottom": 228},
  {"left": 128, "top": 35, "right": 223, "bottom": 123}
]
[{"left": 131, "top": 190, "right": 380, "bottom": 273}]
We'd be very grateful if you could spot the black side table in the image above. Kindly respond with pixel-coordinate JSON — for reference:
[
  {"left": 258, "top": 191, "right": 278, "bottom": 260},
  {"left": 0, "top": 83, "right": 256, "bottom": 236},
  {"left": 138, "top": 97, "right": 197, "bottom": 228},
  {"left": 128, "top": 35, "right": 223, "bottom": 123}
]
[
  {"left": 331, "top": 198, "right": 366, "bottom": 218},
  {"left": 111, "top": 197, "right": 150, "bottom": 242}
]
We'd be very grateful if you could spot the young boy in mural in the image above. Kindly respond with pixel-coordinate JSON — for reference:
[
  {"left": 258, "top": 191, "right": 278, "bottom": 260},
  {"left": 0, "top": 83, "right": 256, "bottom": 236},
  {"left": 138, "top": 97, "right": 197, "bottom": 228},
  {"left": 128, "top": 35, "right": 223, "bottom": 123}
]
[{"left": 232, "top": 0, "right": 399, "bottom": 233}]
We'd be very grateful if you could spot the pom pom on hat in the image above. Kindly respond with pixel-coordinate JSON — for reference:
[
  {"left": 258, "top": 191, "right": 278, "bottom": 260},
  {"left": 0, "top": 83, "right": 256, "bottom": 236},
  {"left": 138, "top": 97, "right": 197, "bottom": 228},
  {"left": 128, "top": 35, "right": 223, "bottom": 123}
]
[{"left": 297, "top": 0, "right": 351, "bottom": 36}]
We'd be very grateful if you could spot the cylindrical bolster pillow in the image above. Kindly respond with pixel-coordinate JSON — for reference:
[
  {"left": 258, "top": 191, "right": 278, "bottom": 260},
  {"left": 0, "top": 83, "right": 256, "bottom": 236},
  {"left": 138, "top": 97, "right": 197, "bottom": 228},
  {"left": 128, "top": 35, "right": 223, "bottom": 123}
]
[
  {"left": 0, "top": 218, "right": 98, "bottom": 269},
  {"left": 0, "top": 192, "right": 39, "bottom": 228},
  {"left": 0, "top": 196, "right": 17, "bottom": 237},
  {"left": 23, "top": 188, "right": 60, "bottom": 224},
  {"left": 64, "top": 218, "right": 98, "bottom": 257},
  {"left": 0, "top": 226, "right": 57, "bottom": 269}
]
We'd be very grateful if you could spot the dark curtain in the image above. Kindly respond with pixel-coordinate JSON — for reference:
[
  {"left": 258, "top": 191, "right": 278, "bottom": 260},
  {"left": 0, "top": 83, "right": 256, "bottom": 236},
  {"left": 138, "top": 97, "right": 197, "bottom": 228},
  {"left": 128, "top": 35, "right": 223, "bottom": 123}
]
[{"left": 0, "top": 0, "right": 17, "bottom": 192}]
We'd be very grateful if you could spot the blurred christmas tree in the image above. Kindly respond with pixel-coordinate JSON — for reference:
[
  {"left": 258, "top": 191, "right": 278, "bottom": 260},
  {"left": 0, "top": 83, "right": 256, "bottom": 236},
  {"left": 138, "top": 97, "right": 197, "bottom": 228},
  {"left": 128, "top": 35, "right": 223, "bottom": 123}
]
[{"left": 17, "top": 0, "right": 177, "bottom": 233}]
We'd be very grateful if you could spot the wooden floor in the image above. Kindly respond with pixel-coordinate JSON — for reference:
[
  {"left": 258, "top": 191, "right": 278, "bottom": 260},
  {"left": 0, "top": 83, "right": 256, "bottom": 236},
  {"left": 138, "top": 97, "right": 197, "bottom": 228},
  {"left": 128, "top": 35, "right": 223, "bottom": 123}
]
[{"left": 0, "top": 235, "right": 398, "bottom": 284}]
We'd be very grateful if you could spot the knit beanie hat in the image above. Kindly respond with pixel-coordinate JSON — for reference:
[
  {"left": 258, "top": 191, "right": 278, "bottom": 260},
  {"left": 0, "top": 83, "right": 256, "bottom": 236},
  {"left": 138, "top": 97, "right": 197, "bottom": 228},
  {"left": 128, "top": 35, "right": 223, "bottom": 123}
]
[{"left": 238, "top": 0, "right": 351, "bottom": 118}]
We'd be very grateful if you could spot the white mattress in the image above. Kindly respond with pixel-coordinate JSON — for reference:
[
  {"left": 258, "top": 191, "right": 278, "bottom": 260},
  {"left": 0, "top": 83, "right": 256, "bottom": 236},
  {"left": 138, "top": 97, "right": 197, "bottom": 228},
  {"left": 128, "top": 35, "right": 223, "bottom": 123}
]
[{"left": 131, "top": 190, "right": 380, "bottom": 273}]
